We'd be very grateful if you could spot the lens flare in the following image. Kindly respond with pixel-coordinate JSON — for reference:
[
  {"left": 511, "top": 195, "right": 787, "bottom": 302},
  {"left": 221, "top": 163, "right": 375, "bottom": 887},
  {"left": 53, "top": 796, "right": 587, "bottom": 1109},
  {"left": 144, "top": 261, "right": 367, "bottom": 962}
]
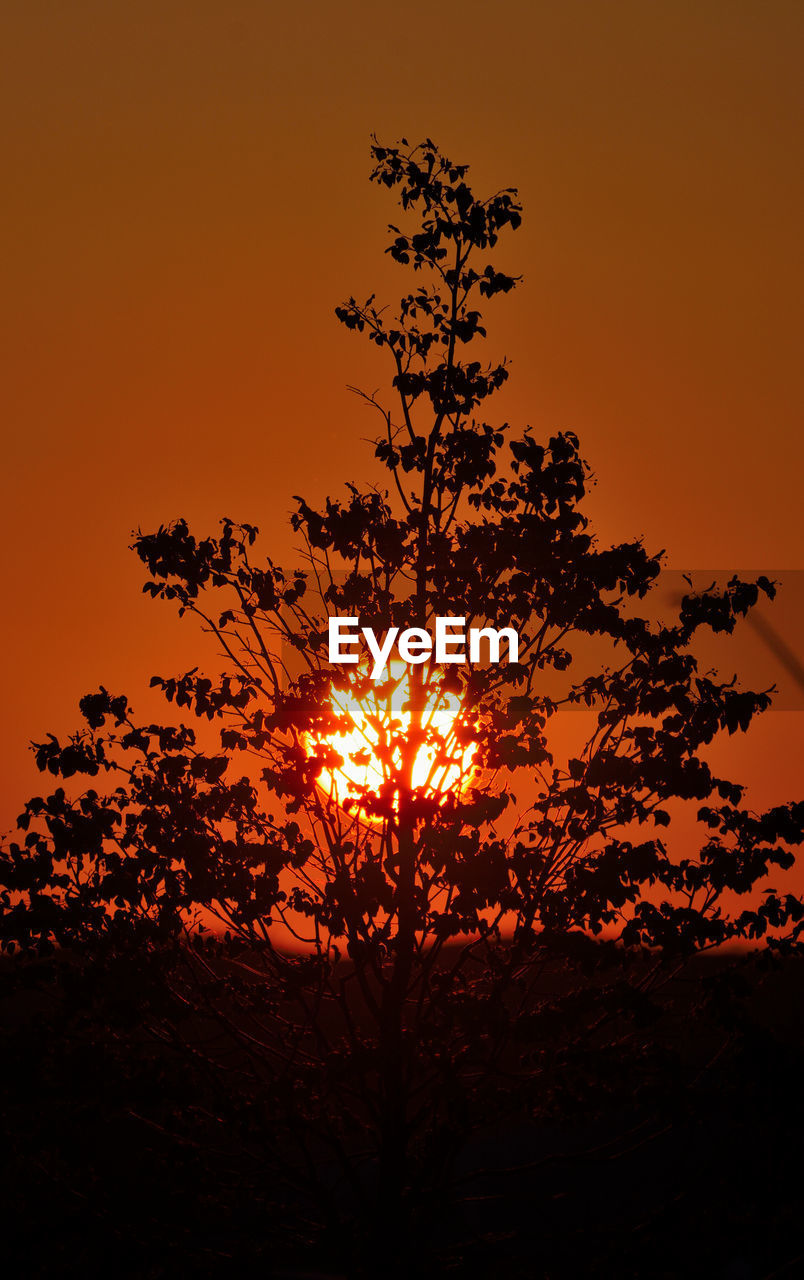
[{"left": 310, "top": 660, "right": 476, "bottom": 810}]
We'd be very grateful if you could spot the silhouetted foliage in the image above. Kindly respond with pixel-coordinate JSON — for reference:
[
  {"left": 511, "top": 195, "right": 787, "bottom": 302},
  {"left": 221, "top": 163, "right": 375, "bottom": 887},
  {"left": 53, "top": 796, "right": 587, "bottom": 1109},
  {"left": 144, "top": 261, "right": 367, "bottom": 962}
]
[{"left": 3, "top": 137, "right": 804, "bottom": 1273}]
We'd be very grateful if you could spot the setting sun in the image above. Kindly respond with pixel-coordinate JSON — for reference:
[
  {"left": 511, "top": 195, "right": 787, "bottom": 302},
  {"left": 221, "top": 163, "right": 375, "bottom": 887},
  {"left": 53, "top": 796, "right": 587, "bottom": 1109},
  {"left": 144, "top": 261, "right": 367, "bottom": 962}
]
[{"left": 310, "top": 660, "right": 476, "bottom": 810}]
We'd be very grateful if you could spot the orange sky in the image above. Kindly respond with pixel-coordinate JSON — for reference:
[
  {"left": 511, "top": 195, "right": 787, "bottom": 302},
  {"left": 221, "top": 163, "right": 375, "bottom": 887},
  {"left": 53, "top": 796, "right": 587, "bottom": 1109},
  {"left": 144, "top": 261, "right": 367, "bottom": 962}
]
[{"left": 2, "top": 0, "right": 803, "bottom": 836}]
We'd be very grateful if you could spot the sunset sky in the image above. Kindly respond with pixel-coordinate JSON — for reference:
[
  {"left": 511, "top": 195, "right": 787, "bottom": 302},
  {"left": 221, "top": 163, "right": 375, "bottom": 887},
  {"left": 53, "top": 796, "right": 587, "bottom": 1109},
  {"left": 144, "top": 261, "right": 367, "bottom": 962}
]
[{"left": 2, "top": 0, "right": 803, "bottom": 835}]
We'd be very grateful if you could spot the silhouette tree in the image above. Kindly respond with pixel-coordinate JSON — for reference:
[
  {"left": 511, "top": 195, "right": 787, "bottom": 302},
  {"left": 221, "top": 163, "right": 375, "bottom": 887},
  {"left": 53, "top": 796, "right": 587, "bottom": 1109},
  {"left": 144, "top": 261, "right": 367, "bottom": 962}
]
[{"left": 3, "top": 137, "right": 804, "bottom": 1268}]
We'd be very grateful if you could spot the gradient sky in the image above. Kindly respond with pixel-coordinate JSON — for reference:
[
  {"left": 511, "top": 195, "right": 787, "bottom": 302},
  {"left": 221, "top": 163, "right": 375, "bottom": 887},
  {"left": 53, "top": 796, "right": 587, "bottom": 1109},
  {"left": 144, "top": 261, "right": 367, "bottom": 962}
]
[{"left": 2, "top": 0, "right": 803, "bottom": 834}]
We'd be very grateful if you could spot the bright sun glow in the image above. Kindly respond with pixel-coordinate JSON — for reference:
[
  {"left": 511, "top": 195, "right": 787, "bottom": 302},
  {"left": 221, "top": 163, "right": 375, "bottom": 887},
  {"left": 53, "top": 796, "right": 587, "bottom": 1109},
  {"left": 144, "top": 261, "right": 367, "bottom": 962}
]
[{"left": 310, "top": 660, "right": 476, "bottom": 811}]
